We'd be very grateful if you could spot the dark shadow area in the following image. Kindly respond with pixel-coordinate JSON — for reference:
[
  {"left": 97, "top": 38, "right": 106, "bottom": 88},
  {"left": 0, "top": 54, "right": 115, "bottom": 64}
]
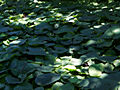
[{"left": 0, "top": 0, "right": 120, "bottom": 89}]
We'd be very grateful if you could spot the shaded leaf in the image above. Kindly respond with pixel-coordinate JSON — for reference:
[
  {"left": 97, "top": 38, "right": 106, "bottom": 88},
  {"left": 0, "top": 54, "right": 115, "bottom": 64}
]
[
  {"left": 35, "top": 73, "right": 60, "bottom": 86},
  {"left": 60, "top": 83, "right": 74, "bottom": 90},
  {"left": 5, "top": 75, "right": 22, "bottom": 84},
  {"left": 14, "top": 82, "right": 33, "bottom": 90},
  {"left": 35, "top": 87, "right": 44, "bottom": 90},
  {"left": 26, "top": 47, "right": 46, "bottom": 55}
]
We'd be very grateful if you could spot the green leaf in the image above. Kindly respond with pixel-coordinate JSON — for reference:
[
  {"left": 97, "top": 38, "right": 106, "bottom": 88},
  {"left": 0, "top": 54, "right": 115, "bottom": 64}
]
[
  {"left": 5, "top": 75, "right": 22, "bottom": 84},
  {"left": 104, "top": 49, "right": 116, "bottom": 56},
  {"left": 8, "top": 36, "right": 18, "bottom": 40},
  {"left": 0, "top": 27, "right": 13, "bottom": 33},
  {"left": 89, "top": 64, "right": 104, "bottom": 77},
  {"left": 60, "top": 83, "right": 74, "bottom": 90},
  {"left": 115, "top": 45, "right": 120, "bottom": 51},
  {"left": 10, "top": 59, "right": 35, "bottom": 79},
  {"left": 75, "top": 21, "right": 90, "bottom": 28},
  {"left": 0, "top": 33, "right": 7, "bottom": 38},
  {"left": 45, "top": 54, "right": 56, "bottom": 64},
  {"left": 35, "top": 22, "right": 53, "bottom": 31},
  {"left": 113, "top": 59, "right": 120, "bottom": 67},
  {"left": 4, "top": 85, "right": 12, "bottom": 90},
  {"left": 37, "top": 66, "right": 54, "bottom": 73},
  {"left": 28, "top": 37, "right": 48, "bottom": 46},
  {"left": 97, "top": 40, "right": 113, "bottom": 47},
  {"left": 78, "top": 78, "right": 101, "bottom": 89},
  {"left": 80, "top": 29, "right": 94, "bottom": 37},
  {"left": 54, "top": 46, "right": 67, "bottom": 54},
  {"left": 64, "top": 65, "right": 76, "bottom": 71},
  {"left": 79, "top": 15, "right": 99, "bottom": 22},
  {"left": 73, "top": 35, "right": 84, "bottom": 44},
  {"left": 0, "top": 83, "right": 5, "bottom": 89},
  {"left": 80, "top": 52, "right": 99, "bottom": 64},
  {"left": 35, "top": 73, "right": 60, "bottom": 86},
  {"left": 103, "top": 26, "right": 120, "bottom": 39},
  {"left": 6, "top": 45, "right": 20, "bottom": 53},
  {"left": 55, "top": 25, "right": 77, "bottom": 34},
  {"left": 0, "top": 53, "right": 12, "bottom": 62},
  {"left": 95, "top": 72, "right": 120, "bottom": 90},
  {"left": 9, "top": 39, "right": 26, "bottom": 45},
  {"left": 103, "top": 63, "right": 114, "bottom": 73},
  {"left": 35, "top": 57, "right": 54, "bottom": 65},
  {"left": 3, "top": 40, "right": 9, "bottom": 46},
  {"left": 52, "top": 82, "right": 63, "bottom": 90},
  {"left": 70, "top": 58, "right": 83, "bottom": 66},
  {"left": 26, "top": 47, "right": 46, "bottom": 55},
  {"left": 98, "top": 56, "right": 117, "bottom": 63},
  {"left": 69, "top": 76, "right": 80, "bottom": 84},
  {"left": 35, "top": 87, "right": 44, "bottom": 90},
  {"left": 8, "top": 31, "right": 23, "bottom": 35},
  {"left": 14, "top": 82, "right": 33, "bottom": 90}
]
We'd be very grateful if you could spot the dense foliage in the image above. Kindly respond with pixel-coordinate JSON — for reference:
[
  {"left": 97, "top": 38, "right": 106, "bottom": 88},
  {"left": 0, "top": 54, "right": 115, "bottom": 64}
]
[{"left": 0, "top": 0, "right": 120, "bottom": 90}]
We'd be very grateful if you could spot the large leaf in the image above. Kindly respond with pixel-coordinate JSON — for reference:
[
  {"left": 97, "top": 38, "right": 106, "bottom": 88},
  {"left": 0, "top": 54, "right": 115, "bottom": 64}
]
[
  {"left": 95, "top": 72, "right": 120, "bottom": 90},
  {"left": 6, "top": 45, "right": 20, "bottom": 53},
  {"left": 98, "top": 56, "right": 117, "bottom": 63},
  {"left": 8, "top": 31, "right": 23, "bottom": 35},
  {"left": 0, "top": 27, "right": 13, "bottom": 33},
  {"left": 64, "top": 65, "right": 76, "bottom": 71},
  {"left": 79, "top": 15, "right": 99, "bottom": 22},
  {"left": 37, "top": 66, "right": 54, "bottom": 73},
  {"left": 35, "top": 87, "right": 44, "bottom": 90},
  {"left": 10, "top": 59, "right": 35, "bottom": 79},
  {"left": 54, "top": 46, "right": 67, "bottom": 54},
  {"left": 80, "top": 52, "right": 99, "bottom": 64},
  {"left": 51, "top": 82, "right": 63, "bottom": 90},
  {"left": 14, "top": 82, "right": 33, "bottom": 90},
  {"left": 78, "top": 78, "right": 101, "bottom": 89},
  {"left": 103, "top": 26, "right": 120, "bottom": 39},
  {"left": 35, "top": 22, "right": 53, "bottom": 31},
  {"left": 72, "top": 35, "right": 84, "bottom": 44},
  {"left": 9, "top": 39, "right": 26, "bottom": 45},
  {"left": 28, "top": 37, "right": 48, "bottom": 46},
  {"left": 60, "top": 83, "right": 74, "bottom": 90},
  {"left": 70, "top": 58, "right": 83, "bottom": 66},
  {"left": 115, "top": 45, "right": 120, "bottom": 51},
  {"left": 5, "top": 75, "right": 22, "bottom": 84},
  {"left": 54, "top": 25, "right": 77, "bottom": 34},
  {"left": 35, "top": 73, "right": 60, "bottom": 86},
  {"left": 75, "top": 21, "right": 90, "bottom": 28},
  {"left": 89, "top": 63, "right": 104, "bottom": 77},
  {"left": 26, "top": 47, "right": 46, "bottom": 55}
]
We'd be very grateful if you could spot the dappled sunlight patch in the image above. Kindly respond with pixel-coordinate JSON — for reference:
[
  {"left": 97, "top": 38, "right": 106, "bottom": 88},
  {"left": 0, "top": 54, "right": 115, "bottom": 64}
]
[
  {"left": 103, "top": 26, "right": 120, "bottom": 39},
  {"left": 88, "top": 63, "right": 104, "bottom": 77}
]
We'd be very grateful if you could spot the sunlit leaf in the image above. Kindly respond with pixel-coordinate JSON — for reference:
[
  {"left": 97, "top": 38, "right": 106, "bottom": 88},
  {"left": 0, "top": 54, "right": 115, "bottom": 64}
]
[{"left": 89, "top": 64, "right": 104, "bottom": 77}]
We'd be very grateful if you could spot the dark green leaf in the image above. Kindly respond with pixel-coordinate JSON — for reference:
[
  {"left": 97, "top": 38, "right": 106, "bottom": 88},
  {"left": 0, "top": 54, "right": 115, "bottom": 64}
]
[
  {"left": 35, "top": 87, "right": 44, "bottom": 90},
  {"left": 60, "top": 83, "right": 74, "bottom": 90},
  {"left": 14, "top": 82, "right": 33, "bottom": 90},
  {"left": 35, "top": 22, "right": 53, "bottom": 31},
  {"left": 5, "top": 75, "right": 22, "bottom": 84},
  {"left": 35, "top": 73, "right": 60, "bottom": 86},
  {"left": 26, "top": 47, "right": 46, "bottom": 55},
  {"left": 55, "top": 25, "right": 77, "bottom": 34}
]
